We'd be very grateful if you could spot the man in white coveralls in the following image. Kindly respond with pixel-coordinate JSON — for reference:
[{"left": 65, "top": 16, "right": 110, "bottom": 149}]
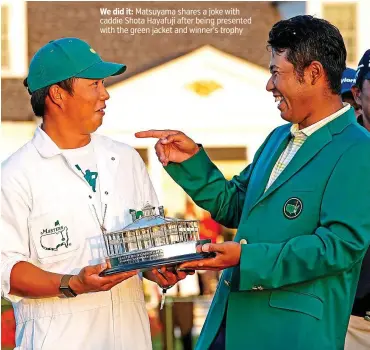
[{"left": 1, "top": 37, "right": 188, "bottom": 350}]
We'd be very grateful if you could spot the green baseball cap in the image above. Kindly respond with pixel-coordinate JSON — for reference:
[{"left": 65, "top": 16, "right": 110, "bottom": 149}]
[{"left": 26, "top": 37, "right": 126, "bottom": 93}]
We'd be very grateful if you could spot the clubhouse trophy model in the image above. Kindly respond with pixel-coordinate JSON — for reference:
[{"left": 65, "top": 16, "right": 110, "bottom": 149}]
[{"left": 101, "top": 203, "right": 213, "bottom": 276}]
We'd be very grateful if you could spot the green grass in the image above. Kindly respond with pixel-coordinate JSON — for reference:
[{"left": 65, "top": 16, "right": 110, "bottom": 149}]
[{"left": 152, "top": 334, "right": 199, "bottom": 350}]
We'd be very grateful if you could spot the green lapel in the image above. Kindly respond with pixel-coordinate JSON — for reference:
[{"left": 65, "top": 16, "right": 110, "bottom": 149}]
[
  {"left": 253, "top": 108, "right": 356, "bottom": 207},
  {"left": 254, "top": 126, "right": 332, "bottom": 207},
  {"left": 242, "top": 126, "right": 291, "bottom": 217},
  {"left": 327, "top": 107, "right": 357, "bottom": 135}
]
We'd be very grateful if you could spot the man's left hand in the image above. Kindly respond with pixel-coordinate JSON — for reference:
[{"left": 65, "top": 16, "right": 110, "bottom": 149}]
[
  {"left": 178, "top": 242, "right": 241, "bottom": 271},
  {"left": 144, "top": 267, "right": 193, "bottom": 288}
]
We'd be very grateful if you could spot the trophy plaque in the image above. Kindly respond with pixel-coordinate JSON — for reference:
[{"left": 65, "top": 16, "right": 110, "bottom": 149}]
[{"left": 101, "top": 204, "right": 214, "bottom": 276}]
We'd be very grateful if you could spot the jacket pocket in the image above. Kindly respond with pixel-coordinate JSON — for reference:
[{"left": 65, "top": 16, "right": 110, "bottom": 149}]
[
  {"left": 29, "top": 210, "right": 81, "bottom": 265},
  {"left": 269, "top": 290, "right": 323, "bottom": 320}
]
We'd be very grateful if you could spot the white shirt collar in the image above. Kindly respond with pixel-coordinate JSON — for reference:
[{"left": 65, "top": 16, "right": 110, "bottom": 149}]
[
  {"left": 290, "top": 103, "right": 351, "bottom": 137},
  {"left": 32, "top": 126, "right": 96, "bottom": 158},
  {"left": 32, "top": 126, "right": 62, "bottom": 158}
]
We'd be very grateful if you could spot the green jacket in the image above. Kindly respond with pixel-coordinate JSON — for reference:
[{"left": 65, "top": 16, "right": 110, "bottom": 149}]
[{"left": 165, "top": 109, "right": 370, "bottom": 350}]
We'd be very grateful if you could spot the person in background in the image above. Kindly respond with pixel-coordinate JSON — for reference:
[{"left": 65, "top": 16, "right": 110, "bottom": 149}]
[
  {"left": 352, "top": 50, "right": 370, "bottom": 131},
  {"left": 341, "top": 67, "right": 362, "bottom": 118},
  {"left": 344, "top": 49, "right": 370, "bottom": 350}
]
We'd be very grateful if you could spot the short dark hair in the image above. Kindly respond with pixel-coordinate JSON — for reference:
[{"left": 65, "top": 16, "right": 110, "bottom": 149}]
[
  {"left": 267, "top": 15, "right": 346, "bottom": 95},
  {"left": 23, "top": 78, "right": 76, "bottom": 117}
]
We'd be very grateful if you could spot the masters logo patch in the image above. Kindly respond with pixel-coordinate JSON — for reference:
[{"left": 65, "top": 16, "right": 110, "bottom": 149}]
[
  {"left": 283, "top": 197, "right": 303, "bottom": 219},
  {"left": 40, "top": 220, "right": 71, "bottom": 251}
]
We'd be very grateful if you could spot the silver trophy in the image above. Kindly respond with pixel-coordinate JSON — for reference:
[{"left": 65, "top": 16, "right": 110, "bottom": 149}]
[{"left": 100, "top": 203, "right": 213, "bottom": 276}]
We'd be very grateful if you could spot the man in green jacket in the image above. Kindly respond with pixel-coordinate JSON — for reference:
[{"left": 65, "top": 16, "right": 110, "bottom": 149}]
[{"left": 136, "top": 16, "right": 370, "bottom": 350}]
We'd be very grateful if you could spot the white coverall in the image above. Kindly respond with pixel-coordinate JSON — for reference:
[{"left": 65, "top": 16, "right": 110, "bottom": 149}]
[{"left": 1, "top": 127, "right": 158, "bottom": 350}]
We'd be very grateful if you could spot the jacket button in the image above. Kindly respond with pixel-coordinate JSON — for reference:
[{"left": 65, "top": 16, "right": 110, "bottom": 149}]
[
  {"left": 224, "top": 280, "right": 231, "bottom": 287},
  {"left": 105, "top": 191, "right": 109, "bottom": 195},
  {"left": 239, "top": 239, "right": 248, "bottom": 245},
  {"left": 111, "top": 157, "right": 115, "bottom": 161}
]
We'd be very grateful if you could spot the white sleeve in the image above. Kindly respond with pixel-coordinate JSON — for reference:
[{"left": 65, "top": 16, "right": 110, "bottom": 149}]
[{"left": 1, "top": 168, "right": 31, "bottom": 302}]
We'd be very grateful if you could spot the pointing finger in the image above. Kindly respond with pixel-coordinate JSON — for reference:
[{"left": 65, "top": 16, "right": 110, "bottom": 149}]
[{"left": 135, "top": 130, "right": 178, "bottom": 139}]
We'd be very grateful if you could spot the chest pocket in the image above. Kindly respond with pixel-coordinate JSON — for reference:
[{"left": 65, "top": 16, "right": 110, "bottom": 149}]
[{"left": 28, "top": 209, "right": 82, "bottom": 265}]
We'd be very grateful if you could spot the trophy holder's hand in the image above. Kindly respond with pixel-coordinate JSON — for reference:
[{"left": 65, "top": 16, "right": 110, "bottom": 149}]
[
  {"left": 135, "top": 130, "right": 200, "bottom": 166},
  {"left": 177, "top": 242, "right": 241, "bottom": 271},
  {"left": 148, "top": 266, "right": 195, "bottom": 310},
  {"left": 69, "top": 261, "right": 138, "bottom": 295},
  {"left": 147, "top": 266, "right": 193, "bottom": 288}
]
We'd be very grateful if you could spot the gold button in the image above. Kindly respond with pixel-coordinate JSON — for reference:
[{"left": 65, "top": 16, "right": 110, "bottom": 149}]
[
  {"left": 224, "top": 280, "right": 231, "bottom": 287},
  {"left": 239, "top": 239, "right": 248, "bottom": 245}
]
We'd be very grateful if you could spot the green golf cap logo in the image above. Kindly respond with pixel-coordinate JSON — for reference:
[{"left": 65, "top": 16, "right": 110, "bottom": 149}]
[
  {"left": 283, "top": 197, "right": 303, "bottom": 219},
  {"left": 27, "top": 37, "right": 126, "bottom": 93}
]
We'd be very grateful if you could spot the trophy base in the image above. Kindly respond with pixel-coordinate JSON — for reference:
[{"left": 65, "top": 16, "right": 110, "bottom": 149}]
[{"left": 101, "top": 239, "right": 214, "bottom": 276}]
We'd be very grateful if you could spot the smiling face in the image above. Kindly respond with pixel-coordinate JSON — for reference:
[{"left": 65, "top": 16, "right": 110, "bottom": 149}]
[
  {"left": 266, "top": 50, "right": 314, "bottom": 125},
  {"left": 352, "top": 79, "right": 370, "bottom": 124},
  {"left": 63, "top": 78, "right": 110, "bottom": 134}
]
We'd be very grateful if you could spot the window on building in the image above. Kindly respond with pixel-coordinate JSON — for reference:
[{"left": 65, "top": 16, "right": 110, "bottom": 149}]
[
  {"left": 205, "top": 147, "right": 247, "bottom": 180},
  {"left": 1, "top": 5, "right": 10, "bottom": 70},
  {"left": 162, "top": 146, "right": 248, "bottom": 217},
  {"left": 1, "top": 1, "right": 27, "bottom": 77},
  {"left": 323, "top": 2, "right": 357, "bottom": 65}
]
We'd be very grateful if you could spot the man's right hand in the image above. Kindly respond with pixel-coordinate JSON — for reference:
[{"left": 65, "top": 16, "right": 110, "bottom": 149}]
[
  {"left": 69, "top": 262, "right": 138, "bottom": 295},
  {"left": 135, "top": 130, "right": 199, "bottom": 166}
]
